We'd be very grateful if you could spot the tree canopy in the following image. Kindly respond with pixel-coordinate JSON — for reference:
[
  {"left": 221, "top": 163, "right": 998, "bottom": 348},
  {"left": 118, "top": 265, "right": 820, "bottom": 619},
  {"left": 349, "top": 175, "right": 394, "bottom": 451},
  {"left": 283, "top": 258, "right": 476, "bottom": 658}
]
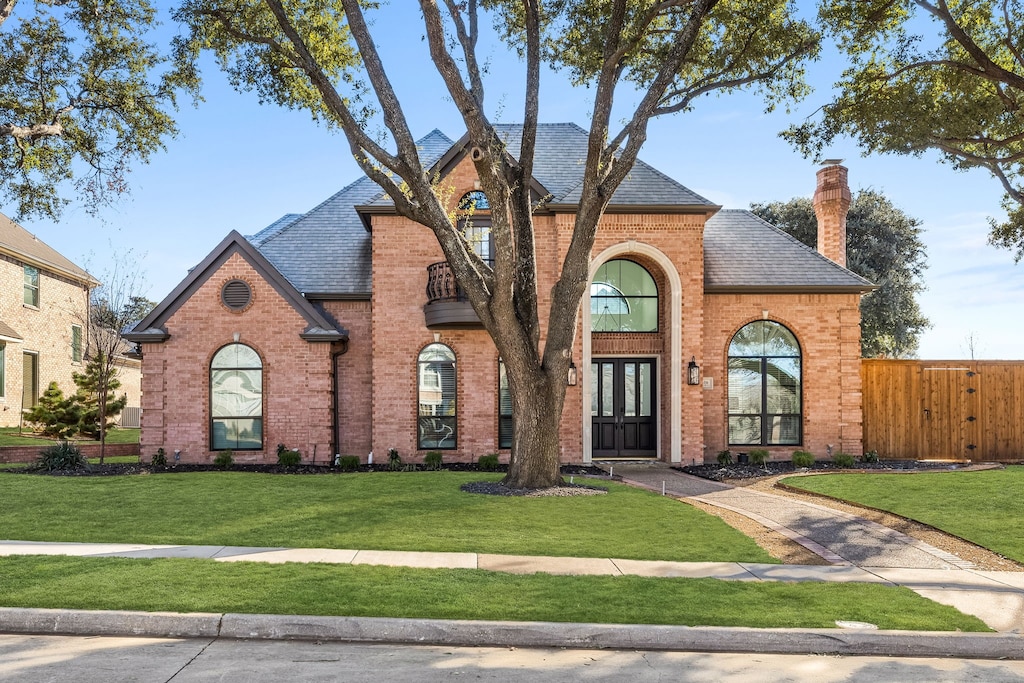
[
  {"left": 786, "top": 0, "right": 1024, "bottom": 259},
  {"left": 173, "top": 0, "right": 820, "bottom": 487},
  {"left": 752, "top": 190, "right": 930, "bottom": 358},
  {"left": 0, "top": 0, "right": 195, "bottom": 220}
]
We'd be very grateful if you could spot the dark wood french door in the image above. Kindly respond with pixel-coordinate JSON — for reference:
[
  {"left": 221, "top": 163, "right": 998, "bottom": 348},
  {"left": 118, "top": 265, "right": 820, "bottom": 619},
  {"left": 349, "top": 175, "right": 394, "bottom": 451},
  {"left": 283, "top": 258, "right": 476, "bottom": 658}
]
[{"left": 592, "top": 358, "right": 657, "bottom": 457}]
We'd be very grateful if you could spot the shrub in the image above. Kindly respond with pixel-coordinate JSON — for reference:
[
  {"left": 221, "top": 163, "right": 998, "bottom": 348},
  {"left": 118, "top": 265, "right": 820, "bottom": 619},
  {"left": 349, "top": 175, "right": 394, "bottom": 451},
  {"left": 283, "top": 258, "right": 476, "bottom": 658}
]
[
  {"left": 277, "top": 448, "right": 302, "bottom": 467},
  {"left": 151, "top": 448, "right": 167, "bottom": 467},
  {"left": 424, "top": 451, "right": 443, "bottom": 470},
  {"left": 338, "top": 455, "right": 360, "bottom": 472},
  {"left": 478, "top": 453, "right": 500, "bottom": 471},
  {"left": 791, "top": 450, "right": 814, "bottom": 468},
  {"left": 387, "top": 448, "right": 402, "bottom": 471},
  {"left": 213, "top": 450, "right": 234, "bottom": 470},
  {"left": 24, "top": 382, "right": 82, "bottom": 439},
  {"left": 716, "top": 449, "right": 732, "bottom": 465},
  {"left": 833, "top": 452, "right": 856, "bottom": 468},
  {"left": 36, "top": 440, "right": 89, "bottom": 472},
  {"left": 749, "top": 449, "right": 770, "bottom": 466},
  {"left": 862, "top": 450, "right": 880, "bottom": 464}
]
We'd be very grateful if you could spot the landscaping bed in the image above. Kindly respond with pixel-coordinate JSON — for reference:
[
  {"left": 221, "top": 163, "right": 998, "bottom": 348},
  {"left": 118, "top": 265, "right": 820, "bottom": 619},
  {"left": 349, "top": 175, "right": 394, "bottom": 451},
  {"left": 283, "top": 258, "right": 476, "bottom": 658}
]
[
  {"left": 2, "top": 460, "right": 606, "bottom": 477},
  {"left": 679, "top": 459, "right": 971, "bottom": 482}
]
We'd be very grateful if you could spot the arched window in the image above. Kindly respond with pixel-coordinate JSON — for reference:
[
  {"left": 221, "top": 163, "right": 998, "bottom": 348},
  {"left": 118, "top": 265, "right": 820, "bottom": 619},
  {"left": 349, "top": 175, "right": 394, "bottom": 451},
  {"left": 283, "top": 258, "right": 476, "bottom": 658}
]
[
  {"left": 418, "top": 343, "right": 457, "bottom": 449},
  {"left": 457, "top": 191, "right": 491, "bottom": 261},
  {"left": 591, "top": 259, "right": 658, "bottom": 332},
  {"left": 211, "top": 343, "right": 263, "bottom": 450},
  {"left": 728, "top": 321, "right": 801, "bottom": 445}
]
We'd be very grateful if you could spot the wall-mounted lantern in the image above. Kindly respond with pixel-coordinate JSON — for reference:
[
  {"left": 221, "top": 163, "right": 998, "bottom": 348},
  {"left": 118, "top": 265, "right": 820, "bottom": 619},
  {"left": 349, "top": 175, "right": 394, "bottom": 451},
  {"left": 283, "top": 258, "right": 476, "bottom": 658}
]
[
  {"left": 687, "top": 357, "right": 700, "bottom": 386},
  {"left": 567, "top": 361, "right": 578, "bottom": 386}
]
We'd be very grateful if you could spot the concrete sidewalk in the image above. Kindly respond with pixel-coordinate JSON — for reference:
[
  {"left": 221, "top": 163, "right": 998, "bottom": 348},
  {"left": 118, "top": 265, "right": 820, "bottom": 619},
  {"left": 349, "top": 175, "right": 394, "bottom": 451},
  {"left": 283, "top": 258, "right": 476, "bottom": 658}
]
[
  {"left": 2, "top": 465, "right": 1024, "bottom": 655},
  {"left": 3, "top": 539, "right": 1024, "bottom": 632}
]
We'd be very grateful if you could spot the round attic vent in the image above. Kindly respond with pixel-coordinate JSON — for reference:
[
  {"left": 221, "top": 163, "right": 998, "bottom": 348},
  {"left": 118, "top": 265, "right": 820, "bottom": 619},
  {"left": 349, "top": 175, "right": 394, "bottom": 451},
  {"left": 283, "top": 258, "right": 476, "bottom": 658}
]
[{"left": 222, "top": 279, "right": 252, "bottom": 310}]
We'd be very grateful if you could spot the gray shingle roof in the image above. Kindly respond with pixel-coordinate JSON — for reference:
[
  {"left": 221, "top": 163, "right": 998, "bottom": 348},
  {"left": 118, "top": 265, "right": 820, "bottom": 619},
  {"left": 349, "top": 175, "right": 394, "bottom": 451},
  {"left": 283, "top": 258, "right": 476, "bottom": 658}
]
[
  {"left": 245, "top": 126, "right": 867, "bottom": 297},
  {"left": 254, "top": 130, "right": 454, "bottom": 297},
  {"left": 704, "top": 210, "right": 873, "bottom": 292},
  {"left": 0, "top": 212, "right": 95, "bottom": 285},
  {"left": 492, "top": 123, "right": 715, "bottom": 207}
]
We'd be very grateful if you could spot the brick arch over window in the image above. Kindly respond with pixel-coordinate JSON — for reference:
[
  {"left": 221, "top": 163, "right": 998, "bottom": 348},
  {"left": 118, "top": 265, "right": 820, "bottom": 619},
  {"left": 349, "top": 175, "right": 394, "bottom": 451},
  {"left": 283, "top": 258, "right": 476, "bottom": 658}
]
[
  {"left": 727, "top": 320, "right": 802, "bottom": 446},
  {"left": 582, "top": 242, "right": 682, "bottom": 463},
  {"left": 210, "top": 342, "right": 263, "bottom": 450}
]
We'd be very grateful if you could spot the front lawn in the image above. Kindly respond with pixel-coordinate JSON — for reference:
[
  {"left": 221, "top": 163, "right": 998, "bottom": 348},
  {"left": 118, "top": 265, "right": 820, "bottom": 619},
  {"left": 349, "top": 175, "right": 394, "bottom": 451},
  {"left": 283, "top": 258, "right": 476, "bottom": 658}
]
[
  {"left": 782, "top": 467, "right": 1024, "bottom": 563},
  {"left": 0, "top": 471, "right": 773, "bottom": 563},
  {"left": 0, "top": 427, "right": 139, "bottom": 447},
  {"left": 0, "top": 556, "right": 989, "bottom": 631}
]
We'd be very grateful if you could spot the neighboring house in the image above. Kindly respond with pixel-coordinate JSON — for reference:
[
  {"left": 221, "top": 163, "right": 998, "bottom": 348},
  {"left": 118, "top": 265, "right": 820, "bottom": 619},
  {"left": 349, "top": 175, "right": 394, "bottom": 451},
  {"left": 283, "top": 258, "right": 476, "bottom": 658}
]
[
  {"left": 0, "top": 213, "right": 97, "bottom": 427},
  {"left": 127, "top": 123, "right": 873, "bottom": 465}
]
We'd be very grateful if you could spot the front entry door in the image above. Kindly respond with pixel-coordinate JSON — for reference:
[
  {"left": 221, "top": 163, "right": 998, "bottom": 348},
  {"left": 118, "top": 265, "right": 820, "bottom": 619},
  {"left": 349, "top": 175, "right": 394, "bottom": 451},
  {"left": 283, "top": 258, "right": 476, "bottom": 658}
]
[{"left": 592, "top": 358, "right": 656, "bottom": 457}]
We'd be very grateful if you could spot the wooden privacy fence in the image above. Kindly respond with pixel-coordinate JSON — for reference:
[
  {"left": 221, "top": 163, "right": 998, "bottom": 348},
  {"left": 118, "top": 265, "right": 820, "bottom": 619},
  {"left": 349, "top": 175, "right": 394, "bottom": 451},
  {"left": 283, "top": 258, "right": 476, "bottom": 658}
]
[{"left": 862, "top": 360, "right": 1024, "bottom": 462}]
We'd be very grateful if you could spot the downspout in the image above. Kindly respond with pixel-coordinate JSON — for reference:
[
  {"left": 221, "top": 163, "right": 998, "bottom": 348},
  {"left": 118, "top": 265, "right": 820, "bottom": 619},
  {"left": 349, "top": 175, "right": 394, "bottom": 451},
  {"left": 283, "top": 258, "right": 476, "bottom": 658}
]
[{"left": 331, "top": 341, "right": 349, "bottom": 462}]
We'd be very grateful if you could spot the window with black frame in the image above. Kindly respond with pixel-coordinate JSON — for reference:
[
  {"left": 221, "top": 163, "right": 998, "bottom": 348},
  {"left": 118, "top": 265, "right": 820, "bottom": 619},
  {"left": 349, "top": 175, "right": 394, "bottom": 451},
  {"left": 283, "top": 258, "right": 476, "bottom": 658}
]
[
  {"left": 457, "top": 191, "right": 491, "bottom": 261},
  {"left": 210, "top": 343, "right": 263, "bottom": 450},
  {"left": 727, "top": 321, "right": 802, "bottom": 446},
  {"left": 418, "top": 343, "right": 457, "bottom": 449},
  {"left": 590, "top": 259, "right": 658, "bottom": 332}
]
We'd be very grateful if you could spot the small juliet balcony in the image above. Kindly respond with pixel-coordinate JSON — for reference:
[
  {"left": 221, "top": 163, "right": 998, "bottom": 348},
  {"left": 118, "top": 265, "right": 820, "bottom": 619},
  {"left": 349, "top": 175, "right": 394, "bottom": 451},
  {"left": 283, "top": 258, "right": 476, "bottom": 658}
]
[{"left": 423, "top": 260, "right": 486, "bottom": 328}]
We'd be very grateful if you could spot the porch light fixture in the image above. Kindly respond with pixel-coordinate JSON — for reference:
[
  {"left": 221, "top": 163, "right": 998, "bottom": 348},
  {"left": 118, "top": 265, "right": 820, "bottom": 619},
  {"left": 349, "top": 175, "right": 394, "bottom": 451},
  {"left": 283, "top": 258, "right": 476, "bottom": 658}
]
[
  {"left": 567, "top": 361, "right": 578, "bottom": 387},
  {"left": 687, "top": 357, "right": 700, "bottom": 386}
]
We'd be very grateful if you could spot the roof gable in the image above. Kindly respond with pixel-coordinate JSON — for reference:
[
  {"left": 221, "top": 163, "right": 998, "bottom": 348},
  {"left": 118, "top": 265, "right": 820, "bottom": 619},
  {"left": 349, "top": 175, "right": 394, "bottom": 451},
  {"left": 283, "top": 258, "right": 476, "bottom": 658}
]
[{"left": 126, "top": 231, "right": 346, "bottom": 343}]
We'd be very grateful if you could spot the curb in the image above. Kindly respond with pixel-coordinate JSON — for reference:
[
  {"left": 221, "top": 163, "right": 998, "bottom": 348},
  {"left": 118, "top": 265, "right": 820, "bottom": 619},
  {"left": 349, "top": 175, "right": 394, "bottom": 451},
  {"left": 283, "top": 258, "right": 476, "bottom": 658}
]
[{"left": 2, "top": 608, "right": 1023, "bottom": 660}]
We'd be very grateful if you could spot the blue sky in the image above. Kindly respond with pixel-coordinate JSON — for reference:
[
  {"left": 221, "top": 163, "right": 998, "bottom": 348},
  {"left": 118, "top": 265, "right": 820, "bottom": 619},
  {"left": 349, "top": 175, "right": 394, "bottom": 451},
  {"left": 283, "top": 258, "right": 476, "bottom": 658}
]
[{"left": 17, "top": 4, "right": 1020, "bottom": 359}]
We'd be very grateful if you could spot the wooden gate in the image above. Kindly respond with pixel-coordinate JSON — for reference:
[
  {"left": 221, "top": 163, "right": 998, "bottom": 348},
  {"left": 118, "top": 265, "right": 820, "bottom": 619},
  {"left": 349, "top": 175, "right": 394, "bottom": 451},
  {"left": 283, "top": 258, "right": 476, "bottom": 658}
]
[{"left": 862, "top": 360, "right": 1024, "bottom": 461}]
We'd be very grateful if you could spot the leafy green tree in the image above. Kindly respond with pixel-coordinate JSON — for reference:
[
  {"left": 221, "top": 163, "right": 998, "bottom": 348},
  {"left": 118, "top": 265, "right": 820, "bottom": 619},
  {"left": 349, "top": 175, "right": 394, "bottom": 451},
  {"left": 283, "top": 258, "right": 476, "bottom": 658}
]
[
  {"left": 0, "top": 0, "right": 196, "bottom": 220},
  {"left": 24, "top": 381, "right": 82, "bottom": 439},
  {"left": 174, "top": 0, "right": 819, "bottom": 488},
  {"left": 751, "top": 190, "right": 930, "bottom": 357},
  {"left": 73, "top": 354, "right": 128, "bottom": 441},
  {"left": 786, "top": 1, "right": 1024, "bottom": 259}
]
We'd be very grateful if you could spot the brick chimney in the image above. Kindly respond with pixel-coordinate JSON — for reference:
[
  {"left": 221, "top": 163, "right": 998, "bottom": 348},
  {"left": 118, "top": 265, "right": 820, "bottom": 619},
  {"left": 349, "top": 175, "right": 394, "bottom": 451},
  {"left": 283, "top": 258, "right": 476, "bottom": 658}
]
[{"left": 812, "top": 162, "right": 851, "bottom": 268}]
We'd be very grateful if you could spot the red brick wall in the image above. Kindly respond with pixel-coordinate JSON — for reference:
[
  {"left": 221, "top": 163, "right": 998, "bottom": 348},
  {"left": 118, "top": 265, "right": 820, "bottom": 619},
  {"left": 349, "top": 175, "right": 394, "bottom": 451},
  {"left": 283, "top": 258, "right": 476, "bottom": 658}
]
[
  {"left": 702, "top": 292, "right": 864, "bottom": 462},
  {"left": 138, "top": 253, "right": 338, "bottom": 464},
  {"left": 0, "top": 442, "right": 139, "bottom": 463},
  {"left": 323, "top": 300, "right": 373, "bottom": 460}
]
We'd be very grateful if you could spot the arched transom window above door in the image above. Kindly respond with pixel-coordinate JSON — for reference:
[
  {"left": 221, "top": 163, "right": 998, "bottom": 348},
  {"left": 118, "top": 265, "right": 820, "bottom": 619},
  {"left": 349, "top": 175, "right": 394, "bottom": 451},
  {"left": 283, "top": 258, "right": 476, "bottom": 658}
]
[
  {"left": 590, "top": 259, "right": 658, "bottom": 332},
  {"left": 728, "top": 321, "right": 802, "bottom": 446}
]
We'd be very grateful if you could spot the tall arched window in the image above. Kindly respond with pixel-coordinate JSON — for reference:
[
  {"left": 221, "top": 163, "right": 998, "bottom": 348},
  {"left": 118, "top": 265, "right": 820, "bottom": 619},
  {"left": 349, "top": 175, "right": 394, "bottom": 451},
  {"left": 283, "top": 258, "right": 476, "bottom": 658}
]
[
  {"left": 211, "top": 343, "right": 263, "bottom": 450},
  {"left": 728, "top": 321, "right": 801, "bottom": 445},
  {"left": 418, "top": 343, "right": 457, "bottom": 449},
  {"left": 457, "top": 191, "right": 491, "bottom": 261},
  {"left": 591, "top": 259, "right": 658, "bottom": 332}
]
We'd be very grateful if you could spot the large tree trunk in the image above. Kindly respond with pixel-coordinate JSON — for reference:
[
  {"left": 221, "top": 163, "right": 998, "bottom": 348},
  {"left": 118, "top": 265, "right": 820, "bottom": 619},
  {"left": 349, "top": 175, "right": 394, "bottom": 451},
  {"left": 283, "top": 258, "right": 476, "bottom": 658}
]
[{"left": 502, "top": 363, "right": 567, "bottom": 489}]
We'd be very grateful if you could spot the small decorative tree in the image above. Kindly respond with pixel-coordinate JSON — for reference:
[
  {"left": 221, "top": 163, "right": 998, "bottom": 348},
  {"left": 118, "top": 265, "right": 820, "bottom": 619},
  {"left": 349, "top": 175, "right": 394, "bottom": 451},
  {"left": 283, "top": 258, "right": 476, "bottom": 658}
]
[
  {"left": 24, "top": 382, "right": 82, "bottom": 439},
  {"left": 73, "top": 353, "right": 128, "bottom": 442}
]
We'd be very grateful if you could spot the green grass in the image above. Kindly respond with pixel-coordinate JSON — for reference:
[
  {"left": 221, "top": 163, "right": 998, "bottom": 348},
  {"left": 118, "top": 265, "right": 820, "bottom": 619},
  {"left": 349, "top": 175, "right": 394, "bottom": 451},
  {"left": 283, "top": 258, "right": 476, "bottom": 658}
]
[
  {"left": 782, "top": 467, "right": 1024, "bottom": 563},
  {"left": 0, "top": 427, "right": 139, "bottom": 446},
  {"left": 0, "top": 471, "right": 773, "bottom": 563},
  {"left": 0, "top": 556, "right": 989, "bottom": 631}
]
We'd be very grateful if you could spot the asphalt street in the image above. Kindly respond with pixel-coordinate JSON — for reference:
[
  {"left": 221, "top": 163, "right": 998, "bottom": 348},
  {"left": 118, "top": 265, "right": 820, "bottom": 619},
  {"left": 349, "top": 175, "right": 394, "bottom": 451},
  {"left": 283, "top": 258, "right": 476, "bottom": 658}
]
[{"left": 4, "top": 634, "right": 1024, "bottom": 682}]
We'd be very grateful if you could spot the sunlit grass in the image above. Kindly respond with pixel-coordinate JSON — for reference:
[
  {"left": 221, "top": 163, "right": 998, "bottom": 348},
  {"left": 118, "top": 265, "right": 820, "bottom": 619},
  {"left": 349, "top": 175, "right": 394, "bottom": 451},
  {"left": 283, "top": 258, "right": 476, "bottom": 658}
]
[
  {"left": 782, "top": 467, "right": 1024, "bottom": 563},
  {"left": 0, "top": 555, "right": 990, "bottom": 631}
]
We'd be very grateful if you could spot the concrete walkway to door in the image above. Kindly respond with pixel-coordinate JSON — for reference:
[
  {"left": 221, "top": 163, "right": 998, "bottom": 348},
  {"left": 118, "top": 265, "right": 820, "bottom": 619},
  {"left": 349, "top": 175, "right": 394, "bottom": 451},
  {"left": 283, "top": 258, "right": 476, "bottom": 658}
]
[{"left": 609, "top": 461, "right": 1024, "bottom": 632}]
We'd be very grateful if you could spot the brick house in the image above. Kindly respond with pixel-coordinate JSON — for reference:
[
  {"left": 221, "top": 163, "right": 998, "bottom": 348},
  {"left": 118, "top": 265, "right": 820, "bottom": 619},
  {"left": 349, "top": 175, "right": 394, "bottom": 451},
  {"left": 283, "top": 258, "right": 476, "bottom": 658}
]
[
  {"left": 127, "top": 124, "right": 872, "bottom": 465},
  {"left": 0, "top": 213, "right": 97, "bottom": 427}
]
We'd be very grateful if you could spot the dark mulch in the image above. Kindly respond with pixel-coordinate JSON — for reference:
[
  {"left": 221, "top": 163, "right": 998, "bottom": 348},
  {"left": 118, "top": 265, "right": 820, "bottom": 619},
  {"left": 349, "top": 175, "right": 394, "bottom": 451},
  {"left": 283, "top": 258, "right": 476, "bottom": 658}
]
[
  {"left": 461, "top": 480, "right": 609, "bottom": 496},
  {"left": 679, "top": 460, "right": 973, "bottom": 482},
  {"left": 5, "top": 461, "right": 607, "bottom": 478}
]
